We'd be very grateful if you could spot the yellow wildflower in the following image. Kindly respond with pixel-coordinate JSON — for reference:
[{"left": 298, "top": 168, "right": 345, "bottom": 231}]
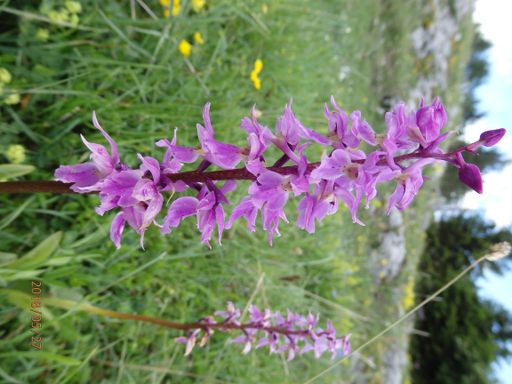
[
  {"left": 401, "top": 277, "right": 415, "bottom": 311},
  {"left": 194, "top": 31, "right": 205, "bottom": 45},
  {"left": 65, "top": 1, "right": 82, "bottom": 14},
  {"left": 5, "top": 144, "right": 26, "bottom": 164},
  {"left": 172, "top": 0, "right": 180, "bottom": 16},
  {"left": 261, "top": 3, "right": 268, "bottom": 14},
  {"left": 254, "top": 59, "right": 263, "bottom": 73},
  {"left": 178, "top": 39, "right": 192, "bottom": 57},
  {"left": 36, "top": 28, "right": 50, "bottom": 42},
  {"left": 163, "top": 8, "right": 170, "bottom": 18},
  {"left": 250, "top": 59, "right": 263, "bottom": 90},
  {"left": 0, "top": 68, "right": 12, "bottom": 84},
  {"left": 159, "top": 0, "right": 171, "bottom": 5},
  {"left": 252, "top": 77, "right": 261, "bottom": 90},
  {"left": 191, "top": 0, "right": 206, "bottom": 12},
  {"left": 4, "top": 93, "right": 21, "bottom": 105}
]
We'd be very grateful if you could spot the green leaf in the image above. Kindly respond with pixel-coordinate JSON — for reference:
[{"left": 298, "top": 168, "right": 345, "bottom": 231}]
[
  {"left": 0, "top": 351, "right": 80, "bottom": 366},
  {"left": 0, "top": 252, "right": 17, "bottom": 266},
  {"left": 8, "top": 232, "right": 63, "bottom": 270},
  {"left": 0, "top": 164, "right": 35, "bottom": 179},
  {"left": 0, "top": 196, "right": 36, "bottom": 230},
  {"left": 0, "top": 268, "right": 44, "bottom": 281},
  {"left": 0, "top": 289, "right": 55, "bottom": 320}
]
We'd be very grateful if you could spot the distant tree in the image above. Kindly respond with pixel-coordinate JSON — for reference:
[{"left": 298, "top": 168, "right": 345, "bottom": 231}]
[
  {"left": 410, "top": 214, "right": 512, "bottom": 384},
  {"left": 462, "top": 27, "right": 492, "bottom": 124}
]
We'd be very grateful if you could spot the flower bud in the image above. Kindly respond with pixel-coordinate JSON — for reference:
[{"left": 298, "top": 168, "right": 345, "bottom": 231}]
[
  {"left": 479, "top": 128, "right": 506, "bottom": 147},
  {"left": 458, "top": 163, "right": 483, "bottom": 194}
]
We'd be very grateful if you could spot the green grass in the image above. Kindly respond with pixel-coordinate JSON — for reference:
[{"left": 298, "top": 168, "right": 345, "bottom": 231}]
[{"left": 0, "top": 0, "right": 475, "bottom": 383}]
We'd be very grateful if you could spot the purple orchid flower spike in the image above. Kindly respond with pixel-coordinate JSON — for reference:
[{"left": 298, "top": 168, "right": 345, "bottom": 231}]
[
  {"left": 197, "top": 103, "right": 244, "bottom": 169},
  {"left": 54, "top": 112, "right": 121, "bottom": 192},
  {"left": 52, "top": 97, "right": 505, "bottom": 249},
  {"left": 170, "top": 302, "right": 352, "bottom": 360}
]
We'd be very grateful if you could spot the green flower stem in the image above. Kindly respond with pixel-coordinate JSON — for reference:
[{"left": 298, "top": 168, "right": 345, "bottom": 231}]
[{"left": 303, "top": 255, "right": 487, "bottom": 384}]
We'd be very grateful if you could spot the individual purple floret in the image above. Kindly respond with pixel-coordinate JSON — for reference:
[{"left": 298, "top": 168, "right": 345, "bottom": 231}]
[
  {"left": 54, "top": 112, "right": 121, "bottom": 192},
  {"left": 175, "top": 302, "right": 351, "bottom": 361},
  {"left": 54, "top": 98, "right": 506, "bottom": 248}
]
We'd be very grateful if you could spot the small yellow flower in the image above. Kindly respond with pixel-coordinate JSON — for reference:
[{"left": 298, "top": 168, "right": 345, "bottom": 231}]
[
  {"left": 159, "top": 0, "right": 171, "bottom": 6},
  {"left": 36, "top": 28, "right": 50, "bottom": 42},
  {"left": 163, "top": 8, "right": 170, "bottom": 18},
  {"left": 178, "top": 39, "right": 192, "bottom": 57},
  {"left": 194, "top": 31, "right": 205, "bottom": 45},
  {"left": 65, "top": 1, "right": 82, "bottom": 14},
  {"left": 172, "top": 0, "right": 180, "bottom": 16},
  {"left": 5, "top": 144, "right": 26, "bottom": 164},
  {"left": 191, "top": 0, "right": 206, "bottom": 12},
  {"left": 4, "top": 93, "right": 21, "bottom": 105},
  {"left": 0, "top": 68, "right": 12, "bottom": 84},
  {"left": 250, "top": 59, "right": 263, "bottom": 90},
  {"left": 252, "top": 77, "right": 261, "bottom": 90},
  {"left": 261, "top": 3, "right": 268, "bottom": 14},
  {"left": 401, "top": 277, "right": 415, "bottom": 310},
  {"left": 254, "top": 59, "right": 263, "bottom": 73}
]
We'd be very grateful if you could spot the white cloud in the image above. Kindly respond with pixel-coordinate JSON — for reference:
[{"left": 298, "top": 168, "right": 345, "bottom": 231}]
[{"left": 474, "top": 0, "right": 512, "bottom": 78}]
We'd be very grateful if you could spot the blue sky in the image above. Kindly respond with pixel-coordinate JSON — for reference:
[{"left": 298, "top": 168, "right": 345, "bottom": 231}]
[{"left": 461, "top": 0, "right": 512, "bottom": 382}]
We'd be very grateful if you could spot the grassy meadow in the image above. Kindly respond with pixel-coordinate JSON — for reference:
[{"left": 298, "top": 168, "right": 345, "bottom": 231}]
[{"left": 0, "top": 1, "right": 475, "bottom": 383}]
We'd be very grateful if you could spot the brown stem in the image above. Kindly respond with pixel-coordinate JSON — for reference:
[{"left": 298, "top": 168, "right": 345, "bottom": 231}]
[
  {"left": 44, "top": 297, "right": 309, "bottom": 336},
  {"left": 0, "top": 149, "right": 454, "bottom": 195},
  {"left": 0, "top": 180, "right": 77, "bottom": 194},
  {"left": 0, "top": 163, "right": 319, "bottom": 194}
]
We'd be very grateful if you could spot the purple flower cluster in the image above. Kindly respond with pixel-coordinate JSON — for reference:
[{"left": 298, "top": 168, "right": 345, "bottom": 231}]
[
  {"left": 54, "top": 98, "right": 506, "bottom": 248},
  {"left": 176, "top": 302, "right": 351, "bottom": 360}
]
